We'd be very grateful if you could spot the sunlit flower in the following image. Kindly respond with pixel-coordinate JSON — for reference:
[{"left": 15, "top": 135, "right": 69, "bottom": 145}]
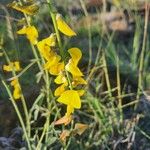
[
  {"left": 37, "top": 34, "right": 56, "bottom": 61},
  {"left": 3, "top": 61, "right": 22, "bottom": 72},
  {"left": 10, "top": 79, "right": 21, "bottom": 100},
  {"left": 65, "top": 48, "right": 83, "bottom": 77},
  {"left": 57, "top": 90, "right": 81, "bottom": 116},
  {"left": 54, "top": 72, "right": 67, "bottom": 84},
  {"left": 17, "top": 26, "right": 38, "bottom": 45},
  {"left": 56, "top": 14, "right": 76, "bottom": 37},
  {"left": 54, "top": 83, "right": 66, "bottom": 96},
  {"left": 8, "top": 1, "right": 39, "bottom": 15}
]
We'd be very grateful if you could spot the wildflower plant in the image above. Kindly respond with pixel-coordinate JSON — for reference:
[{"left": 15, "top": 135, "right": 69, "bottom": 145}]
[{"left": 1, "top": 0, "right": 87, "bottom": 149}]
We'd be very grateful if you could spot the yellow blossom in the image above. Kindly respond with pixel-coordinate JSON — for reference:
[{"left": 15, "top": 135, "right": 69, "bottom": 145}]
[
  {"left": 57, "top": 90, "right": 81, "bottom": 116},
  {"left": 10, "top": 79, "right": 21, "bottom": 100},
  {"left": 54, "top": 83, "right": 66, "bottom": 97},
  {"left": 3, "top": 61, "right": 22, "bottom": 72},
  {"left": 37, "top": 34, "right": 56, "bottom": 61},
  {"left": 56, "top": 14, "right": 76, "bottom": 37},
  {"left": 54, "top": 72, "right": 67, "bottom": 84},
  {"left": 49, "top": 62, "right": 64, "bottom": 76},
  {"left": 17, "top": 26, "right": 38, "bottom": 45},
  {"left": 8, "top": 1, "right": 39, "bottom": 15},
  {"left": 44, "top": 54, "right": 61, "bottom": 69},
  {"left": 65, "top": 59, "right": 83, "bottom": 77},
  {"left": 68, "top": 48, "right": 82, "bottom": 66},
  {"left": 65, "top": 48, "right": 83, "bottom": 77}
]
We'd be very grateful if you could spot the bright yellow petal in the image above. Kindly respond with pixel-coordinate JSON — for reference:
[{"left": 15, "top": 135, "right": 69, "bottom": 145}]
[
  {"left": 68, "top": 48, "right": 82, "bottom": 66},
  {"left": 66, "top": 105, "right": 74, "bottom": 117},
  {"left": 13, "top": 87, "right": 21, "bottom": 100},
  {"left": 54, "top": 72, "right": 67, "bottom": 84},
  {"left": 17, "top": 26, "right": 27, "bottom": 34},
  {"left": 65, "top": 59, "right": 83, "bottom": 77},
  {"left": 57, "top": 90, "right": 81, "bottom": 109},
  {"left": 3, "top": 62, "right": 21, "bottom": 72},
  {"left": 49, "top": 62, "right": 64, "bottom": 75},
  {"left": 56, "top": 14, "right": 76, "bottom": 37},
  {"left": 42, "top": 34, "right": 56, "bottom": 47},
  {"left": 14, "top": 61, "right": 22, "bottom": 71},
  {"left": 17, "top": 26, "right": 38, "bottom": 45},
  {"left": 54, "top": 84, "right": 66, "bottom": 97},
  {"left": 44, "top": 55, "right": 61, "bottom": 70}
]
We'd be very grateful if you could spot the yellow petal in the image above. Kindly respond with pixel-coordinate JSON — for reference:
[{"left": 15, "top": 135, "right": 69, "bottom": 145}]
[
  {"left": 13, "top": 87, "right": 21, "bottom": 100},
  {"left": 17, "top": 26, "right": 38, "bottom": 45},
  {"left": 42, "top": 34, "right": 56, "bottom": 47},
  {"left": 68, "top": 48, "right": 82, "bottom": 66},
  {"left": 49, "top": 62, "right": 64, "bottom": 76},
  {"left": 44, "top": 55, "right": 61, "bottom": 69},
  {"left": 66, "top": 105, "right": 74, "bottom": 117},
  {"left": 3, "top": 61, "right": 22, "bottom": 72},
  {"left": 57, "top": 90, "right": 81, "bottom": 109},
  {"left": 56, "top": 14, "right": 76, "bottom": 37},
  {"left": 54, "top": 72, "right": 67, "bottom": 84},
  {"left": 8, "top": 1, "right": 39, "bottom": 15},
  {"left": 65, "top": 59, "right": 83, "bottom": 77},
  {"left": 10, "top": 79, "right": 18, "bottom": 86},
  {"left": 54, "top": 84, "right": 66, "bottom": 97}
]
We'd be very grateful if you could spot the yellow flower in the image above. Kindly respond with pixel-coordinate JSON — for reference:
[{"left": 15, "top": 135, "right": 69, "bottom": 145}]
[
  {"left": 44, "top": 54, "right": 61, "bottom": 69},
  {"left": 37, "top": 34, "right": 56, "bottom": 61},
  {"left": 68, "top": 48, "right": 82, "bottom": 66},
  {"left": 56, "top": 14, "right": 76, "bottom": 37},
  {"left": 17, "top": 26, "right": 38, "bottom": 45},
  {"left": 10, "top": 79, "right": 21, "bottom": 100},
  {"left": 3, "top": 61, "right": 22, "bottom": 72},
  {"left": 49, "top": 61, "right": 64, "bottom": 76},
  {"left": 54, "top": 72, "right": 67, "bottom": 84},
  {"left": 8, "top": 1, "right": 39, "bottom": 15},
  {"left": 54, "top": 83, "right": 66, "bottom": 97},
  {"left": 65, "top": 48, "right": 83, "bottom": 77},
  {"left": 57, "top": 90, "right": 81, "bottom": 116}
]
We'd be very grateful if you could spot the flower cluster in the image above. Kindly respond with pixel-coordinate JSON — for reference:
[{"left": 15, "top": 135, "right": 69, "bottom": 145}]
[
  {"left": 9, "top": 1, "right": 86, "bottom": 124},
  {"left": 3, "top": 61, "right": 22, "bottom": 100}
]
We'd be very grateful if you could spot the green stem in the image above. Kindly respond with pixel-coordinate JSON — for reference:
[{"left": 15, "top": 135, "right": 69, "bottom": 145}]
[
  {"left": 136, "top": 4, "right": 149, "bottom": 108},
  {"left": 46, "top": 0, "right": 64, "bottom": 58},
  {"left": 2, "top": 80, "right": 31, "bottom": 150}
]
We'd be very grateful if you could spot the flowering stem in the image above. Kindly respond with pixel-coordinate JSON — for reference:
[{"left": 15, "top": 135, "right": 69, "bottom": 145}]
[
  {"left": 46, "top": 0, "right": 64, "bottom": 59},
  {"left": 2, "top": 48, "right": 31, "bottom": 137},
  {"left": 46, "top": 0, "right": 73, "bottom": 90}
]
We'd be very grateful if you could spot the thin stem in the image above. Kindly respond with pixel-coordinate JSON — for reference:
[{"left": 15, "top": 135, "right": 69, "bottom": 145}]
[
  {"left": 136, "top": 3, "right": 149, "bottom": 108},
  {"left": 79, "top": 0, "right": 92, "bottom": 75},
  {"left": 2, "top": 80, "right": 31, "bottom": 150}
]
